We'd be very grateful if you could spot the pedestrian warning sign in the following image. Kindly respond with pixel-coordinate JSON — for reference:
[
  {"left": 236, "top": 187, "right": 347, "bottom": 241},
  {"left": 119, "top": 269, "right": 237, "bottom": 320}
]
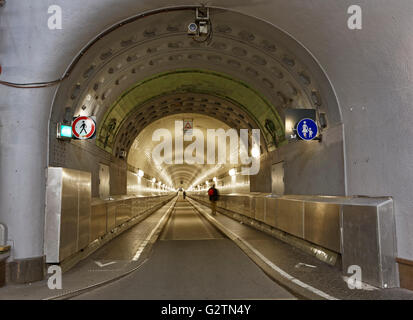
[
  {"left": 72, "top": 116, "right": 96, "bottom": 140},
  {"left": 183, "top": 119, "right": 193, "bottom": 136}
]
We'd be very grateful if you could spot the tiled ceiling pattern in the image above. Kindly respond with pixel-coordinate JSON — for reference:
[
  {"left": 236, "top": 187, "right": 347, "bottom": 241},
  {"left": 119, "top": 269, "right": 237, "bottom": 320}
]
[
  {"left": 113, "top": 92, "right": 262, "bottom": 158},
  {"left": 127, "top": 113, "right": 238, "bottom": 189}
]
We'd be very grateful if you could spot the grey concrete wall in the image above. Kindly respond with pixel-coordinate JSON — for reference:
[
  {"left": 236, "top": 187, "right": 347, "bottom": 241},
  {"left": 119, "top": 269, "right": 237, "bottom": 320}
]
[
  {"left": 1, "top": 0, "right": 413, "bottom": 262},
  {"left": 245, "top": 0, "right": 413, "bottom": 260},
  {"left": 0, "top": 88, "right": 54, "bottom": 259},
  {"left": 251, "top": 124, "right": 345, "bottom": 196}
]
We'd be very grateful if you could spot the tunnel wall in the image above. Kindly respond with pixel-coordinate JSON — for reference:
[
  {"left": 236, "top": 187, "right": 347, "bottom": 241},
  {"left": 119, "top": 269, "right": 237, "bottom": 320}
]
[
  {"left": 1, "top": 0, "right": 413, "bottom": 287},
  {"left": 251, "top": 123, "right": 345, "bottom": 195},
  {"left": 50, "top": 140, "right": 128, "bottom": 197},
  {"left": 126, "top": 171, "right": 172, "bottom": 195},
  {"left": 214, "top": 173, "right": 250, "bottom": 194}
]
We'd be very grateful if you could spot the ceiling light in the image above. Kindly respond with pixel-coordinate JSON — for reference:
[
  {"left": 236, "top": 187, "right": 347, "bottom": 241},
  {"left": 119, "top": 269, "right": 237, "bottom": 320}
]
[{"left": 251, "top": 146, "right": 260, "bottom": 158}]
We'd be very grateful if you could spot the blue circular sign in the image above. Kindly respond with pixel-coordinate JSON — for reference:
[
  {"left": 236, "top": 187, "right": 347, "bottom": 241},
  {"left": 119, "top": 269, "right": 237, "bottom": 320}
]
[
  {"left": 188, "top": 23, "right": 198, "bottom": 32},
  {"left": 296, "top": 118, "right": 318, "bottom": 140}
]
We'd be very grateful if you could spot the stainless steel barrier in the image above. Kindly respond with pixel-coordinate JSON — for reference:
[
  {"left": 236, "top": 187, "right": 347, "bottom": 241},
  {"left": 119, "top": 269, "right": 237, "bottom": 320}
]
[
  {"left": 45, "top": 168, "right": 91, "bottom": 263},
  {"left": 0, "top": 224, "right": 6, "bottom": 247},
  {"left": 189, "top": 192, "right": 398, "bottom": 288},
  {"left": 89, "top": 201, "right": 107, "bottom": 241},
  {"left": 45, "top": 167, "right": 175, "bottom": 264},
  {"left": 89, "top": 194, "right": 174, "bottom": 239},
  {"left": 0, "top": 224, "right": 11, "bottom": 288}
]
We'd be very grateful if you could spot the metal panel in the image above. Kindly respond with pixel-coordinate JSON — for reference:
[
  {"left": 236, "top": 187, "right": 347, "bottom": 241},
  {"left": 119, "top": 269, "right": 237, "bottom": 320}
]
[
  {"left": 126, "top": 170, "right": 138, "bottom": 195},
  {"left": 271, "top": 162, "right": 284, "bottom": 195},
  {"left": 304, "top": 202, "right": 341, "bottom": 253},
  {"left": 264, "top": 197, "right": 277, "bottom": 227},
  {"left": 99, "top": 163, "right": 110, "bottom": 199},
  {"left": 220, "top": 195, "right": 228, "bottom": 210},
  {"left": 115, "top": 200, "right": 131, "bottom": 226},
  {"left": 106, "top": 202, "right": 116, "bottom": 232},
  {"left": 274, "top": 199, "right": 304, "bottom": 238},
  {"left": 377, "top": 201, "right": 399, "bottom": 288},
  {"left": 237, "top": 196, "right": 248, "bottom": 215},
  {"left": 90, "top": 204, "right": 107, "bottom": 241},
  {"left": 253, "top": 196, "right": 266, "bottom": 222},
  {"left": 125, "top": 198, "right": 133, "bottom": 219},
  {"left": 236, "top": 196, "right": 248, "bottom": 217},
  {"left": 45, "top": 168, "right": 92, "bottom": 262},
  {"left": 131, "top": 198, "right": 140, "bottom": 216},
  {"left": 188, "top": 192, "right": 397, "bottom": 288},
  {"left": 342, "top": 205, "right": 381, "bottom": 287},
  {"left": 60, "top": 169, "right": 79, "bottom": 261},
  {"left": 0, "top": 224, "right": 6, "bottom": 246},
  {"left": 45, "top": 171, "right": 174, "bottom": 263},
  {"left": 243, "top": 196, "right": 252, "bottom": 217},
  {"left": 216, "top": 195, "right": 224, "bottom": 209},
  {"left": 44, "top": 168, "right": 63, "bottom": 263},
  {"left": 77, "top": 170, "right": 91, "bottom": 250},
  {"left": 231, "top": 196, "right": 241, "bottom": 214}
]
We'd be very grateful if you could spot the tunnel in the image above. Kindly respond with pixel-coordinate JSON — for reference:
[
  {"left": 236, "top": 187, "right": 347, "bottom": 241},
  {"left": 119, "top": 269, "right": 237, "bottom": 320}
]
[{"left": 0, "top": 1, "right": 413, "bottom": 301}]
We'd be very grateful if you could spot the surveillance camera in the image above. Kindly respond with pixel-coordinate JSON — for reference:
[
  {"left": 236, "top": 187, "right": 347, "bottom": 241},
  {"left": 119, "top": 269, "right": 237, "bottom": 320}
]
[
  {"left": 196, "top": 7, "right": 209, "bottom": 21},
  {"left": 119, "top": 150, "right": 127, "bottom": 159},
  {"left": 188, "top": 22, "right": 198, "bottom": 35}
]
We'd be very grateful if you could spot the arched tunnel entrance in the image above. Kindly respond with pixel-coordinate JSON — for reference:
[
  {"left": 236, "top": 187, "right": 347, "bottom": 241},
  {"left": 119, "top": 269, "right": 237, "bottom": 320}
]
[
  {"left": 0, "top": 3, "right": 406, "bottom": 298},
  {"left": 40, "top": 7, "right": 349, "bottom": 298},
  {"left": 49, "top": 7, "right": 344, "bottom": 199}
]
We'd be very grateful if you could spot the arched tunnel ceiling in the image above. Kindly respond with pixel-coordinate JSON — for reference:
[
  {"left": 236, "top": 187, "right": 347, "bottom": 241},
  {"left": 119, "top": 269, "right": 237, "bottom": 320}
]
[
  {"left": 51, "top": 7, "right": 340, "bottom": 150},
  {"left": 49, "top": 6, "right": 342, "bottom": 192},
  {"left": 127, "top": 113, "right": 238, "bottom": 189},
  {"left": 113, "top": 92, "right": 265, "bottom": 159},
  {"left": 98, "top": 70, "right": 281, "bottom": 155}
]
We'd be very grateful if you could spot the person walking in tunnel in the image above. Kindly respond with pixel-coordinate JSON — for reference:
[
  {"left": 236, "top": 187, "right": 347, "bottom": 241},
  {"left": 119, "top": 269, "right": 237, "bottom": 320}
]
[
  {"left": 208, "top": 184, "right": 219, "bottom": 215},
  {"left": 183, "top": 190, "right": 186, "bottom": 199}
]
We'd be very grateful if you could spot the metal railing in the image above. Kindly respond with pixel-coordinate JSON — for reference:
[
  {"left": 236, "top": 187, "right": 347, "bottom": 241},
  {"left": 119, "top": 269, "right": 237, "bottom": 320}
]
[{"left": 188, "top": 192, "right": 398, "bottom": 289}]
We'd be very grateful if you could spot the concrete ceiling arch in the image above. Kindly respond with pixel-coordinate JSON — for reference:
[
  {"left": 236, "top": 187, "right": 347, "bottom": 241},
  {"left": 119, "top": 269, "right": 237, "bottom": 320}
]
[
  {"left": 127, "top": 113, "right": 237, "bottom": 189},
  {"left": 50, "top": 6, "right": 341, "bottom": 165},
  {"left": 99, "top": 70, "right": 279, "bottom": 156},
  {"left": 113, "top": 91, "right": 265, "bottom": 159}
]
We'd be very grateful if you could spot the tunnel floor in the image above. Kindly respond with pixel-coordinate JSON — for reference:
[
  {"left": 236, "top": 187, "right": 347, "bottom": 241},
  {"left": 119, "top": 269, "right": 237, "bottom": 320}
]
[
  {"left": 1, "top": 196, "right": 413, "bottom": 300},
  {"left": 72, "top": 198, "right": 296, "bottom": 300}
]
